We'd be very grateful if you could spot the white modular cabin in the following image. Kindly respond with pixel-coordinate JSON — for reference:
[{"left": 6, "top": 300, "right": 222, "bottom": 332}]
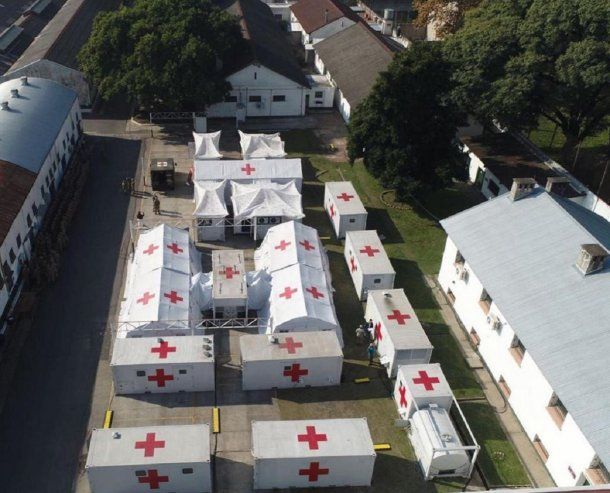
[
  {"left": 110, "top": 336, "right": 215, "bottom": 394},
  {"left": 365, "top": 289, "right": 433, "bottom": 377},
  {"left": 211, "top": 249, "right": 248, "bottom": 318},
  {"left": 193, "top": 180, "right": 229, "bottom": 242},
  {"left": 86, "top": 425, "right": 212, "bottom": 493},
  {"left": 324, "top": 181, "right": 367, "bottom": 239},
  {"left": 393, "top": 363, "right": 453, "bottom": 419},
  {"left": 345, "top": 230, "right": 395, "bottom": 300},
  {"left": 252, "top": 418, "right": 376, "bottom": 489},
  {"left": 240, "top": 331, "right": 343, "bottom": 390},
  {"left": 409, "top": 405, "right": 479, "bottom": 480}
]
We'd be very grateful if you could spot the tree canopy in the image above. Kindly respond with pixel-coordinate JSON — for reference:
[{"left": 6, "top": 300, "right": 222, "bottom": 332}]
[
  {"left": 347, "top": 42, "right": 462, "bottom": 198},
  {"left": 79, "top": 0, "right": 245, "bottom": 110},
  {"left": 413, "top": 0, "right": 481, "bottom": 38},
  {"left": 445, "top": 0, "right": 610, "bottom": 149}
]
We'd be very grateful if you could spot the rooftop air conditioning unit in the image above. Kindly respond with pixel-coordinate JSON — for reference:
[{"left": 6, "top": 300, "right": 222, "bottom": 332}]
[
  {"left": 257, "top": 217, "right": 269, "bottom": 225},
  {"left": 269, "top": 217, "right": 280, "bottom": 224}
]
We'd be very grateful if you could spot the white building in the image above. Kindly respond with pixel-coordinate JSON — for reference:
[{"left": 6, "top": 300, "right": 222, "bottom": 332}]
[
  {"left": 0, "top": 77, "right": 81, "bottom": 324},
  {"left": 324, "top": 181, "right": 367, "bottom": 239},
  {"left": 439, "top": 181, "right": 610, "bottom": 487},
  {"left": 345, "top": 230, "right": 395, "bottom": 300}
]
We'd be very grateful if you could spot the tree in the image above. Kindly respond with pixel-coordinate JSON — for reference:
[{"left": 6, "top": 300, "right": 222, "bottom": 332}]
[
  {"left": 79, "top": 0, "right": 245, "bottom": 110},
  {"left": 347, "top": 42, "right": 463, "bottom": 199},
  {"left": 445, "top": 0, "right": 610, "bottom": 152},
  {"left": 413, "top": 0, "right": 481, "bottom": 38}
]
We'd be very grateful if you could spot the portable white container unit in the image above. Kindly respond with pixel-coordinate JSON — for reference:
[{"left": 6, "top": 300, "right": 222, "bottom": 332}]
[
  {"left": 240, "top": 331, "right": 343, "bottom": 390},
  {"left": 344, "top": 230, "right": 395, "bottom": 300},
  {"left": 324, "top": 181, "right": 367, "bottom": 239},
  {"left": 86, "top": 424, "right": 212, "bottom": 493},
  {"left": 409, "top": 405, "right": 479, "bottom": 480},
  {"left": 110, "top": 336, "right": 215, "bottom": 394},
  {"left": 365, "top": 289, "right": 433, "bottom": 377},
  {"left": 393, "top": 363, "right": 452, "bottom": 419},
  {"left": 211, "top": 249, "right": 247, "bottom": 318},
  {"left": 252, "top": 418, "right": 376, "bottom": 489}
]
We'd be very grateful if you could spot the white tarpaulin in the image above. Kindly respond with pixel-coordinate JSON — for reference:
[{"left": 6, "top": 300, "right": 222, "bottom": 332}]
[
  {"left": 193, "top": 131, "right": 223, "bottom": 159},
  {"left": 239, "top": 130, "right": 286, "bottom": 159},
  {"left": 246, "top": 270, "right": 272, "bottom": 310},
  {"left": 231, "top": 181, "right": 304, "bottom": 222},
  {"left": 135, "top": 224, "right": 200, "bottom": 275},
  {"left": 193, "top": 180, "right": 229, "bottom": 218},
  {"left": 254, "top": 220, "right": 330, "bottom": 274},
  {"left": 191, "top": 271, "right": 213, "bottom": 312}
]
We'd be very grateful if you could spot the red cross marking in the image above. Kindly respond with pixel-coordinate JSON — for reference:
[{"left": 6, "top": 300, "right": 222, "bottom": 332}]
[
  {"left": 166, "top": 242, "right": 183, "bottom": 254},
  {"left": 279, "top": 337, "right": 303, "bottom": 354},
  {"left": 299, "top": 240, "right": 315, "bottom": 251},
  {"left": 151, "top": 340, "right": 177, "bottom": 359},
  {"left": 148, "top": 369, "right": 174, "bottom": 387},
  {"left": 241, "top": 163, "right": 256, "bottom": 175},
  {"left": 306, "top": 286, "right": 325, "bottom": 299},
  {"left": 329, "top": 203, "right": 335, "bottom": 218},
  {"left": 336, "top": 192, "right": 354, "bottom": 202},
  {"left": 350, "top": 256, "right": 357, "bottom": 272},
  {"left": 143, "top": 244, "right": 159, "bottom": 256},
  {"left": 283, "top": 363, "right": 308, "bottom": 382},
  {"left": 135, "top": 433, "right": 165, "bottom": 457},
  {"left": 275, "top": 240, "right": 291, "bottom": 251},
  {"left": 387, "top": 309, "right": 411, "bottom": 325},
  {"left": 412, "top": 370, "right": 440, "bottom": 391},
  {"left": 299, "top": 462, "right": 329, "bottom": 482},
  {"left": 221, "top": 267, "right": 240, "bottom": 279},
  {"left": 359, "top": 245, "right": 380, "bottom": 257},
  {"left": 279, "top": 286, "right": 298, "bottom": 300},
  {"left": 164, "top": 291, "right": 184, "bottom": 304},
  {"left": 137, "top": 292, "right": 156, "bottom": 305},
  {"left": 298, "top": 426, "right": 328, "bottom": 450},
  {"left": 137, "top": 469, "right": 169, "bottom": 489},
  {"left": 398, "top": 383, "right": 408, "bottom": 407},
  {"left": 374, "top": 322, "right": 383, "bottom": 341}
]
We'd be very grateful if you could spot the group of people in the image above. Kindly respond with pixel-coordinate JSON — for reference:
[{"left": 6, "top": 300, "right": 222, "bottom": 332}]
[
  {"left": 121, "top": 177, "right": 135, "bottom": 194},
  {"left": 355, "top": 319, "right": 378, "bottom": 366}
]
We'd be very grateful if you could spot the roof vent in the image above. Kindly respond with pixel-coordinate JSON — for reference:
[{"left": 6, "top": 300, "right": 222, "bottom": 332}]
[
  {"left": 268, "top": 335, "right": 279, "bottom": 344},
  {"left": 20, "top": 76, "right": 28, "bottom": 86},
  {"left": 0, "top": 101, "right": 9, "bottom": 110},
  {"left": 10, "top": 89, "right": 19, "bottom": 98},
  {"left": 545, "top": 176, "right": 572, "bottom": 196},
  {"left": 576, "top": 244, "right": 608, "bottom": 276},
  {"left": 112, "top": 432, "right": 121, "bottom": 439},
  {"left": 510, "top": 177, "right": 536, "bottom": 201}
]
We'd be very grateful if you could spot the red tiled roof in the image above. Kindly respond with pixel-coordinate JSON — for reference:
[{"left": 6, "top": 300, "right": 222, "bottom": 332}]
[{"left": 290, "top": 0, "right": 362, "bottom": 34}]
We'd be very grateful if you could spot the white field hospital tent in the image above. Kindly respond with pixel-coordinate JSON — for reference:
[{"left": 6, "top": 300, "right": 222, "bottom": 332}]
[
  {"left": 193, "top": 131, "right": 223, "bottom": 159},
  {"left": 193, "top": 180, "right": 229, "bottom": 241},
  {"left": 135, "top": 224, "right": 201, "bottom": 275},
  {"left": 231, "top": 181, "right": 304, "bottom": 239},
  {"left": 238, "top": 130, "right": 286, "bottom": 159}
]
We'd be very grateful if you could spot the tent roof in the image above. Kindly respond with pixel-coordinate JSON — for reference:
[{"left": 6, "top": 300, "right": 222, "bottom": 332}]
[
  {"left": 239, "top": 131, "right": 286, "bottom": 159},
  {"left": 231, "top": 181, "right": 303, "bottom": 221},
  {"left": 193, "top": 131, "right": 223, "bottom": 160},
  {"left": 193, "top": 180, "right": 229, "bottom": 218},
  {"left": 135, "top": 224, "right": 196, "bottom": 275},
  {"left": 194, "top": 159, "right": 302, "bottom": 182}
]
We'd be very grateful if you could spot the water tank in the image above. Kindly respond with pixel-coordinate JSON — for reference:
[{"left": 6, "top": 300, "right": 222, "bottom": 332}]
[{"left": 383, "top": 8, "right": 395, "bottom": 20}]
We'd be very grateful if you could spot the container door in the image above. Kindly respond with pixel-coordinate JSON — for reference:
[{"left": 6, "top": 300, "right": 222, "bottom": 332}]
[{"left": 116, "top": 379, "right": 135, "bottom": 394}]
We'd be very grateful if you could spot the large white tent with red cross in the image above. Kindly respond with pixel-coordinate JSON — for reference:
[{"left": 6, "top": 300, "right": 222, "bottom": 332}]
[
  {"left": 86, "top": 424, "right": 211, "bottom": 493},
  {"left": 240, "top": 331, "right": 343, "bottom": 390},
  {"left": 345, "top": 230, "right": 395, "bottom": 301},
  {"left": 251, "top": 418, "right": 375, "bottom": 489},
  {"left": 135, "top": 224, "right": 200, "bottom": 276},
  {"left": 324, "top": 181, "right": 367, "bottom": 239},
  {"left": 238, "top": 130, "right": 286, "bottom": 159},
  {"left": 393, "top": 363, "right": 453, "bottom": 419},
  {"left": 364, "top": 288, "right": 433, "bottom": 377}
]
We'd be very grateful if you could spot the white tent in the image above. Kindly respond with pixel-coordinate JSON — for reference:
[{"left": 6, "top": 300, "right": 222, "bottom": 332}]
[
  {"left": 135, "top": 224, "right": 200, "bottom": 275},
  {"left": 193, "top": 131, "right": 223, "bottom": 159},
  {"left": 191, "top": 271, "right": 213, "bottom": 312},
  {"left": 254, "top": 220, "right": 330, "bottom": 276},
  {"left": 231, "top": 181, "right": 304, "bottom": 239},
  {"left": 239, "top": 130, "right": 286, "bottom": 159},
  {"left": 246, "top": 270, "right": 272, "bottom": 310},
  {"left": 193, "top": 180, "right": 229, "bottom": 241}
]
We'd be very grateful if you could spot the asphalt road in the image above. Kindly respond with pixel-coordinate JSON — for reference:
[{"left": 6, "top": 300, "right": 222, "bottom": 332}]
[{"left": 0, "top": 134, "right": 140, "bottom": 492}]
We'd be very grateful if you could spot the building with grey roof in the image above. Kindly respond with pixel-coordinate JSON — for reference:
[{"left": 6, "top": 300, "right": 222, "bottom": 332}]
[{"left": 438, "top": 181, "right": 610, "bottom": 487}]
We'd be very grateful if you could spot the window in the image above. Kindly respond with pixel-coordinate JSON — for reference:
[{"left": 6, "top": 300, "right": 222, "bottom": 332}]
[
  {"left": 315, "top": 91, "right": 324, "bottom": 98},
  {"left": 136, "top": 371, "right": 145, "bottom": 377},
  {"left": 447, "top": 288, "right": 455, "bottom": 304},
  {"left": 469, "top": 328, "right": 480, "bottom": 347},
  {"left": 498, "top": 375, "right": 511, "bottom": 397},
  {"left": 32, "top": 203, "right": 38, "bottom": 216},
  {"left": 63, "top": 139, "right": 66, "bottom": 149},
  {"left": 182, "top": 468, "right": 193, "bottom": 474},
  {"left": 179, "top": 369, "right": 187, "bottom": 375},
  {"left": 224, "top": 95, "right": 238, "bottom": 103},
  {"left": 26, "top": 214, "right": 32, "bottom": 228},
  {"left": 479, "top": 289, "right": 492, "bottom": 314},
  {"left": 533, "top": 435, "right": 549, "bottom": 462},
  {"left": 0, "top": 271, "right": 4, "bottom": 291},
  {"left": 16, "top": 234, "right": 21, "bottom": 248},
  {"left": 40, "top": 185, "right": 45, "bottom": 196},
  {"left": 547, "top": 394, "right": 568, "bottom": 429},
  {"left": 272, "top": 95, "right": 286, "bottom": 102},
  {"left": 135, "top": 470, "right": 146, "bottom": 477},
  {"left": 9, "top": 249, "right": 16, "bottom": 263},
  {"left": 373, "top": 278, "right": 381, "bottom": 284},
  {"left": 349, "top": 218, "right": 356, "bottom": 223},
  {"left": 254, "top": 71, "right": 257, "bottom": 79},
  {"left": 510, "top": 336, "right": 526, "bottom": 365},
  {"left": 249, "top": 95, "right": 262, "bottom": 103},
  {"left": 488, "top": 180, "right": 500, "bottom": 197},
  {"left": 454, "top": 251, "right": 464, "bottom": 265},
  {"left": 461, "top": 269, "right": 470, "bottom": 284}
]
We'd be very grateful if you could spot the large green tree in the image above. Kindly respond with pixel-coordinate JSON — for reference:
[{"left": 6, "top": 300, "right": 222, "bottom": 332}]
[
  {"left": 79, "top": 0, "right": 245, "bottom": 110},
  {"left": 347, "top": 42, "right": 462, "bottom": 198},
  {"left": 445, "top": 0, "right": 610, "bottom": 151}
]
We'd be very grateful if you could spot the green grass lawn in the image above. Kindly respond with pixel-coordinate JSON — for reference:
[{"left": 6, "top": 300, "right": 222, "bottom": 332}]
[{"left": 277, "top": 128, "right": 531, "bottom": 488}]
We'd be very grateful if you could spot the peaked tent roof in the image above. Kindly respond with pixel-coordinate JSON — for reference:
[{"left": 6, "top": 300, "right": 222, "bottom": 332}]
[
  {"left": 231, "top": 181, "right": 304, "bottom": 221},
  {"left": 290, "top": 0, "right": 362, "bottom": 34},
  {"left": 441, "top": 188, "right": 610, "bottom": 466},
  {"left": 193, "top": 131, "right": 223, "bottom": 160},
  {"left": 239, "top": 131, "right": 286, "bottom": 160},
  {"left": 193, "top": 181, "right": 229, "bottom": 218}
]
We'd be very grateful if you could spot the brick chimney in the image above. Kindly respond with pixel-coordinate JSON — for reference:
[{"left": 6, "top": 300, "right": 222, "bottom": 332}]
[{"left": 510, "top": 178, "right": 536, "bottom": 201}]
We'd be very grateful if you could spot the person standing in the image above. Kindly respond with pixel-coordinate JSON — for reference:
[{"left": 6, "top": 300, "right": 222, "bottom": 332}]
[
  {"left": 152, "top": 194, "right": 160, "bottom": 215},
  {"left": 355, "top": 325, "right": 366, "bottom": 345},
  {"left": 367, "top": 342, "right": 376, "bottom": 366}
]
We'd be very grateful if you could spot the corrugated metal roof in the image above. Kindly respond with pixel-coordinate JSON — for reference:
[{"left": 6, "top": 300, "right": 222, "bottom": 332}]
[
  {"left": 441, "top": 189, "right": 610, "bottom": 466},
  {"left": 0, "top": 77, "right": 77, "bottom": 173}
]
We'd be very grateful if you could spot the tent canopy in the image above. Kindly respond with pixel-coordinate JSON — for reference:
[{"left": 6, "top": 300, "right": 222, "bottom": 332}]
[
  {"left": 239, "top": 130, "right": 286, "bottom": 159},
  {"left": 135, "top": 224, "right": 200, "bottom": 275},
  {"left": 193, "top": 180, "right": 229, "bottom": 218},
  {"left": 193, "top": 159, "right": 302, "bottom": 185},
  {"left": 231, "top": 181, "right": 304, "bottom": 221},
  {"left": 193, "top": 131, "right": 223, "bottom": 160}
]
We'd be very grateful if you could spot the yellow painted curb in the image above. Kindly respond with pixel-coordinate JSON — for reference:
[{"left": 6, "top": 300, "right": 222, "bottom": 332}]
[
  {"left": 374, "top": 443, "right": 391, "bottom": 451},
  {"left": 103, "top": 410, "right": 113, "bottom": 429},
  {"left": 212, "top": 407, "right": 220, "bottom": 434},
  {"left": 354, "top": 377, "right": 370, "bottom": 384}
]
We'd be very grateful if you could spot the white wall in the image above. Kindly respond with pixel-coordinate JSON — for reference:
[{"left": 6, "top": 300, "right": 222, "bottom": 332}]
[
  {"left": 306, "top": 84, "right": 334, "bottom": 108},
  {"left": 0, "top": 98, "right": 82, "bottom": 317},
  {"left": 207, "top": 65, "right": 306, "bottom": 118},
  {"left": 314, "top": 52, "right": 326, "bottom": 75},
  {"left": 310, "top": 17, "right": 356, "bottom": 44},
  {"left": 438, "top": 237, "right": 599, "bottom": 487}
]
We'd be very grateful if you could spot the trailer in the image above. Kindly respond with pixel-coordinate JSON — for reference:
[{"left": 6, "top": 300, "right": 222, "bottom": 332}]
[
  {"left": 252, "top": 418, "right": 376, "bottom": 489},
  {"left": 110, "top": 336, "right": 215, "bottom": 394},
  {"left": 345, "top": 230, "right": 395, "bottom": 300},
  {"left": 86, "top": 424, "right": 212, "bottom": 493},
  {"left": 324, "top": 181, "right": 367, "bottom": 239},
  {"left": 240, "top": 331, "right": 343, "bottom": 390}
]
